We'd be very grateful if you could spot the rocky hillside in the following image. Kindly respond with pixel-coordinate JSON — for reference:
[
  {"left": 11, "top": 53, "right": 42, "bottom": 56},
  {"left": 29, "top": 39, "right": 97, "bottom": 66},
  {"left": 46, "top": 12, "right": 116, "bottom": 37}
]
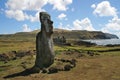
[
  {"left": 53, "top": 30, "right": 119, "bottom": 39},
  {"left": 0, "top": 29, "right": 119, "bottom": 40},
  {"left": 23, "top": 29, "right": 119, "bottom": 39}
]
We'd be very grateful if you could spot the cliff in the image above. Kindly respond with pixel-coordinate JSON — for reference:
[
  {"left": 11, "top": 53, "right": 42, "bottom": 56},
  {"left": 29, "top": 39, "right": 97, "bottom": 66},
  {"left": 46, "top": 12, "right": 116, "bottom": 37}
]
[{"left": 53, "top": 29, "right": 119, "bottom": 39}]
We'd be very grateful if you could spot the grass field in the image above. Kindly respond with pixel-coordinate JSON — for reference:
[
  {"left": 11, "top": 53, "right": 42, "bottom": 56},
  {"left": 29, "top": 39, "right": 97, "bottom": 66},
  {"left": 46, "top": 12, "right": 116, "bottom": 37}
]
[{"left": 0, "top": 39, "right": 120, "bottom": 80}]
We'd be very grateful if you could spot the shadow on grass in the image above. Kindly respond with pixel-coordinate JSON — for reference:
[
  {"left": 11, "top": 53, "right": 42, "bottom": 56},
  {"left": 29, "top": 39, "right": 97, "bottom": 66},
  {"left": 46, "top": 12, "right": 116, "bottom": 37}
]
[{"left": 3, "top": 67, "right": 40, "bottom": 79}]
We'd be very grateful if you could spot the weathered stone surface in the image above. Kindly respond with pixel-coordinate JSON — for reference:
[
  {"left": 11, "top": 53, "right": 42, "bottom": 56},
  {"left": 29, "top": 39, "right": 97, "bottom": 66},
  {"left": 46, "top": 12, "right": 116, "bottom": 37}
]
[{"left": 34, "top": 12, "right": 55, "bottom": 69}]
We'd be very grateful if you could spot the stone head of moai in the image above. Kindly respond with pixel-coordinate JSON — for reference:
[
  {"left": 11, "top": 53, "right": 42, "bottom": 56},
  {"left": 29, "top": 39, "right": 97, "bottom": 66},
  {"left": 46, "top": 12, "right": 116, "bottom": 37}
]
[{"left": 39, "top": 12, "right": 53, "bottom": 35}]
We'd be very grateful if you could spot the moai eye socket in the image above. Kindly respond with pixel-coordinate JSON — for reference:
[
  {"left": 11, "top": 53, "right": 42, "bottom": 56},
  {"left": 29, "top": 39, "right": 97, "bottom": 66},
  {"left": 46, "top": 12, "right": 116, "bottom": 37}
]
[
  {"left": 47, "top": 19, "right": 53, "bottom": 24},
  {"left": 51, "top": 21, "right": 53, "bottom": 24}
]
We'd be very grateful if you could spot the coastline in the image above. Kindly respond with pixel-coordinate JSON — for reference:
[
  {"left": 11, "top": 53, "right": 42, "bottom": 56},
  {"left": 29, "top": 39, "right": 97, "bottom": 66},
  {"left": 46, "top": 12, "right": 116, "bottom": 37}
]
[{"left": 83, "top": 39, "right": 120, "bottom": 45}]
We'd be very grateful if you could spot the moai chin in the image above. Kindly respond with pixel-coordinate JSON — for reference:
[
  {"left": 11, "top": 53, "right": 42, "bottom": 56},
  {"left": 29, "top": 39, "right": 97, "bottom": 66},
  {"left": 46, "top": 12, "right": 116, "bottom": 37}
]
[{"left": 35, "top": 12, "right": 54, "bottom": 69}]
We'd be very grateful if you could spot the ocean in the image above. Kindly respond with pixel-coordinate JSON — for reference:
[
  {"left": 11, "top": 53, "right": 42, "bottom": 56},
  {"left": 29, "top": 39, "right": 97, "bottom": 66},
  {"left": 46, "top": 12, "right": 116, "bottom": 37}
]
[{"left": 83, "top": 39, "right": 120, "bottom": 45}]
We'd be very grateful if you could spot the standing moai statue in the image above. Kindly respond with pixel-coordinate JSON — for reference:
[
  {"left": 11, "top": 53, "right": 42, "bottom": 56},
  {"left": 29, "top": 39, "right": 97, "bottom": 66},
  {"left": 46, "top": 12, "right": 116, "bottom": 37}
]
[{"left": 34, "top": 12, "right": 55, "bottom": 70}]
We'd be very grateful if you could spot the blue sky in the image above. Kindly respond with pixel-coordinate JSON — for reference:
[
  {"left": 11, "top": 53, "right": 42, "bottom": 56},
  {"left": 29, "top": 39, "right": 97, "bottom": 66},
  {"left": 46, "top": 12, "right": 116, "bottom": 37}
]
[{"left": 0, "top": 0, "right": 120, "bottom": 38}]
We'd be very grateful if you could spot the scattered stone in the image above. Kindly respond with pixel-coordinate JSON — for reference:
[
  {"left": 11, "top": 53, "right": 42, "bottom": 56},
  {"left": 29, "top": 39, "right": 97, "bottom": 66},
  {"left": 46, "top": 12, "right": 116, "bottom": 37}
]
[
  {"left": 57, "top": 67, "right": 64, "bottom": 71},
  {"left": 0, "top": 53, "right": 9, "bottom": 61},
  {"left": 64, "top": 64, "right": 72, "bottom": 71},
  {"left": 4, "top": 60, "right": 8, "bottom": 64},
  {"left": 57, "top": 58, "right": 61, "bottom": 61},
  {"left": 70, "top": 59, "right": 77, "bottom": 67},
  {"left": 42, "top": 68, "right": 47, "bottom": 73},
  {"left": 11, "top": 51, "right": 17, "bottom": 54},
  {"left": 21, "top": 64, "right": 27, "bottom": 69},
  {"left": 48, "top": 67, "right": 58, "bottom": 74},
  {"left": 60, "top": 58, "right": 66, "bottom": 62},
  {"left": 15, "top": 50, "right": 35, "bottom": 58},
  {"left": 87, "top": 51, "right": 94, "bottom": 56},
  {"left": 21, "top": 61, "right": 27, "bottom": 64},
  {"left": 12, "top": 57, "right": 17, "bottom": 60},
  {"left": 65, "top": 60, "right": 71, "bottom": 62}
]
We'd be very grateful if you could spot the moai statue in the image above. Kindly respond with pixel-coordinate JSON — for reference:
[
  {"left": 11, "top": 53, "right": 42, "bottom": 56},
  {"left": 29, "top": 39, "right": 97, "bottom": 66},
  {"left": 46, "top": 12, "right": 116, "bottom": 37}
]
[{"left": 34, "top": 12, "right": 54, "bottom": 70}]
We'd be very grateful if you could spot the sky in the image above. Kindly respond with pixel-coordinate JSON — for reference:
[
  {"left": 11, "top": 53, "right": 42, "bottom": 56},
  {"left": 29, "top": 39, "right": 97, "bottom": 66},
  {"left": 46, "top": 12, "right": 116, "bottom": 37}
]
[{"left": 0, "top": 0, "right": 120, "bottom": 38}]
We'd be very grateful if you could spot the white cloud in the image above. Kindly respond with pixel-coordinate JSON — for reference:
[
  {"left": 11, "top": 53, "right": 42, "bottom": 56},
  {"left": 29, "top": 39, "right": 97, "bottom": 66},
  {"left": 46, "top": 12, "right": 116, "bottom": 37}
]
[
  {"left": 5, "top": 0, "right": 47, "bottom": 22},
  {"left": 92, "top": 1, "right": 120, "bottom": 38},
  {"left": 5, "top": 10, "right": 29, "bottom": 21},
  {"left": 92, "top": 1, "right": 117, "bottom": 17},
  {"left": 106, "top": 16, "right": 120, "bottom": 31},
  {"left": 58, "top": 13, "right": 67, "bottom": 20},
  {"left": 5, "top": 9, "right": 42, "bottom": 22},
  {"left": 58, "top": 18, "right": 95, "bottom": 31},
  {"left": 22, "top": 24, "right": 31, "bottom": 32},
  {"left": 29, "top": 11, "right": 40, "bottom": 22},
  {"left": 5, "top": 0, "right": 48, "bottom": 11},
  {"left": 5, "top": 0, "right": 72, "bottom": 22},
  {"left": 101, "top": 16, "right": 120, "bottom": 38},
  {"left": 73, "top": 18, "right": 95, "bottom": 31},
  {"left": 58, "top": 23, "right": 73, "bottom": 30},
  {"left": 91, "top": 4, "right": 96, "bottom": 8},
  {"left": 48, "top": 0, "right": 72, "bottom": 11}
]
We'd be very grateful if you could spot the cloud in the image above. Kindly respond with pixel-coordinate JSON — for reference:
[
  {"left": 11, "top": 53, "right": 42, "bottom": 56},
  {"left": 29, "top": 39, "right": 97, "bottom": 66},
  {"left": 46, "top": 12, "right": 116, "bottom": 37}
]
[
  {"left": 58, "top": 13, "right": 67, "bottom": 20},
  {"left": 92, "top": 1, "right": 120, "bottom": 38},
  {"left": 22, "top": 24, "right": 31, "bottom": 32},
  {"left": 5, "top": 0, "right": 73, "bottom": 11},
  {"left": 106, "top": 16, "right": 120, "bottom": 31},
  {"left": 48, "top": 0, "right": 72, "bottom": 11},
  {"left": 29, "top": 11, "right": 40, "bottom": 22},
  {"left": 5, "top": 0, "right": 48, "bottom": 11},
  {"left": 92, "top": 1, "right": 117, "bottom": 17},
  {"left": 73, "top": 18, "right": 95, "bottom": 31},
  {"left": 5, "top": 0, "right": 73, "bottom": 22},
  {"left": 58, "top": 23, "right": 73, "bottom": 30},
  {"left": 5, "top": 9, "right": 42, "bottom": 22},
  {"left": 5, "top": 0, "right": 47, "bottom": 22},
  {"left": 101, "top": 16, "right": 120, "bottom": 37},
  {"left": 5, "top": 10, "right": 29, "bottom": 21},
  {"left": 58, "top": 18, "right": 95, "bottom": 31},
  {"left": 91, "top": 4, "right": 96, "bottom": 8}
]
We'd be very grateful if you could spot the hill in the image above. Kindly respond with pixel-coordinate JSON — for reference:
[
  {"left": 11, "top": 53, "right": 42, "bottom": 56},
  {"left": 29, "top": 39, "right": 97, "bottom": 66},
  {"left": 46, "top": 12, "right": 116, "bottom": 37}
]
[
  {"left": 0, "top": 29, "right": 119, "bottom": 41},
  {"left": 53, "top": 29, "right": 119, "bottom": 39}
]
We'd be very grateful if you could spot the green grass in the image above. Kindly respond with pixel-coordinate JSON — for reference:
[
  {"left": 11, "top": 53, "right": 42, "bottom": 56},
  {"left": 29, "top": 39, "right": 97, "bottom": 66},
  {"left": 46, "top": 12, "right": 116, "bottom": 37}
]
[
  {"left": 1, "top": 39, "right": 120, "bottom": 54},
  {"left": 0, "top": 40, "right": 35, "bottom": 53},
  {"left": 101, "top": 51, "right": 120, "bottom": 56},
  {"left": 54, "top": 45, "right": 120, "bottom": 52}
]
